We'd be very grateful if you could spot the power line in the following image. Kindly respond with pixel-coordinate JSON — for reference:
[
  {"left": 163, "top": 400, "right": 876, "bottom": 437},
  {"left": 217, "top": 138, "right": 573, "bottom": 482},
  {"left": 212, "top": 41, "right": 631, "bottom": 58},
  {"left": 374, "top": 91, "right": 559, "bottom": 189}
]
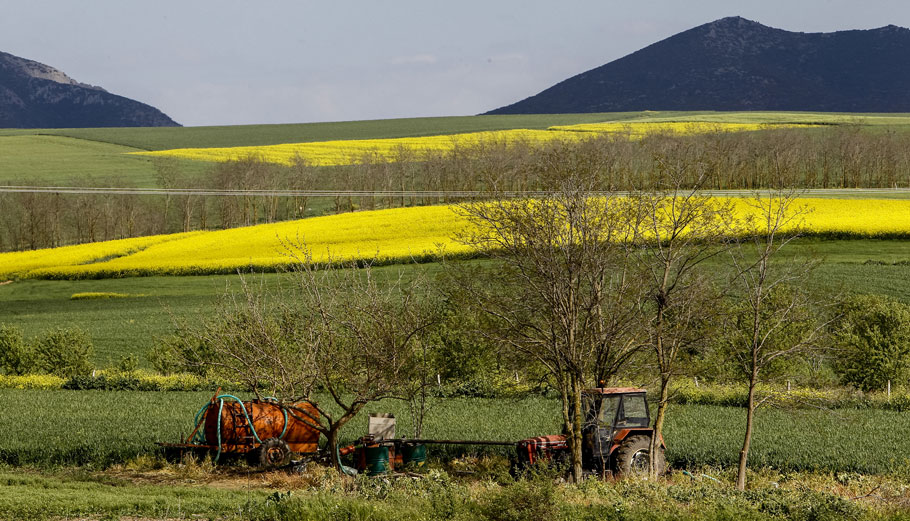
[{"left": 0, "top": 185, "right": 909, "bottom": 197}]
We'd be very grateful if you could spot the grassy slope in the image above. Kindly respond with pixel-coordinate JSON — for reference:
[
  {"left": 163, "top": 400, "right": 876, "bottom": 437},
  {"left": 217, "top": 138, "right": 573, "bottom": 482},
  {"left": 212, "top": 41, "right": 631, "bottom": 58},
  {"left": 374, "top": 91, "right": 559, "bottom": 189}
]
[
  {"left": 0, "top": 134, "right": 210, "bottom": 187},
  {"left": 0, "top": 112, "right": 648, "bottom": 151}
]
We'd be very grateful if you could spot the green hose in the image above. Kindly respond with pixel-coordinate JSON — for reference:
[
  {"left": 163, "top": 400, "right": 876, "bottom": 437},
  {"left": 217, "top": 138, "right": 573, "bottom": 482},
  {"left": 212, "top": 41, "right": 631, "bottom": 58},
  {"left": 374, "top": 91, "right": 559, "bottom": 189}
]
[
  {"left": 200, "top": 394, "right": 292, "bottom": 462},
  {"left": 263, "top": 397, "right": 290, "bottom": 440}
]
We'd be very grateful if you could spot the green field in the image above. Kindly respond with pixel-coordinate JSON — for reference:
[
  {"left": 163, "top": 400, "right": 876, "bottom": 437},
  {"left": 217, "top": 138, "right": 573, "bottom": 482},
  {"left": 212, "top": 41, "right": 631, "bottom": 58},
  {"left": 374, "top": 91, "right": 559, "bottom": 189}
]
[
  {"left": 0, "top": 113, "right": 650, "bottom": 151},
  {"left": 2, "top": 239, "right": 909, "bottom": 367},
  {"left": 0, "top": 134, "right": 211, "bottom": 187},
  {"left": 1, "top": 388, "right": 909, "bottom": 476},
  {"left": 3, "top": 110, "right": 909, "bottom": 187}
]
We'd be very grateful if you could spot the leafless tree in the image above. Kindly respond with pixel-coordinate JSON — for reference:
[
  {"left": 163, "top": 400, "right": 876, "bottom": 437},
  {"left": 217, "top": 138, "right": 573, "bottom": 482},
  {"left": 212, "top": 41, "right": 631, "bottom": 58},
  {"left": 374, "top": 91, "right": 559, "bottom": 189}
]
[
  {"left": 164, "top": 251, "right": 438, "bottom": 469},
  {"left": 632, "top": 153, "right": 739, "bottom": 478},
  {"left": 725, "top": 189, "right": 828, "bottom": 490},
  {"left": 455, "top": 153, "right": 644, "bottom": 483}
]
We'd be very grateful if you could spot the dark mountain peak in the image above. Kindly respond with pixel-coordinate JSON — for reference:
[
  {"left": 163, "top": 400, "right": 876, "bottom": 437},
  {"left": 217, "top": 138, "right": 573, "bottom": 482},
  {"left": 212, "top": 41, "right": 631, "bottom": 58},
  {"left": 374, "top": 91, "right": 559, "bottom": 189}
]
[
  {"left": 486, "top": 18, "right": 910, "bottom": 115},
  {"left": 0, "top": 50, "right": 179, "bottom": 128},
  {"left": 690, "top": 16, "right": 787, "bottom": 54},
  {"left": 705, "top": 16, "right": 766, "bottom": 29}
]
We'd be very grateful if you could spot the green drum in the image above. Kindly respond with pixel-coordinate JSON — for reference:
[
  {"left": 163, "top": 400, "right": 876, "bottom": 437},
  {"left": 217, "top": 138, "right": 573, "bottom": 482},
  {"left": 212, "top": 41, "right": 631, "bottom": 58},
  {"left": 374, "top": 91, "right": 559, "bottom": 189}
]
[
  {"left": 401, "top": 443, "right": 427, "bottom": 468},
  {"left": 364, "top": 446, "right": 390, "bottom": 475}
]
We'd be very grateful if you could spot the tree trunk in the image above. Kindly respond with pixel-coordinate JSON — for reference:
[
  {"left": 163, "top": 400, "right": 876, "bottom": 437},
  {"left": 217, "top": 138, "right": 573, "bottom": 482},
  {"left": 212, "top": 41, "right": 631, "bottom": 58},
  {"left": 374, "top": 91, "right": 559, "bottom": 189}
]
[
  {"left": 737, "top": 378, "right": 758, "bottom": 490},
  {"left": 570, "top": 376, "right": 584, "bottom": 482},
  {"left": 326, "top": 427, "right": 341, "bottom": 469},
  {"left": 650, "top": 372, "right": 670, "bottom": 478}
]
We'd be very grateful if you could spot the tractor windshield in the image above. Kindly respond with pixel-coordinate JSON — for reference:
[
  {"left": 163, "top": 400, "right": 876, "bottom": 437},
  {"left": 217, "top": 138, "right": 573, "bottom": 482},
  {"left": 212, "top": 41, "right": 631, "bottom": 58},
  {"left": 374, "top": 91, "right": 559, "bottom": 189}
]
[
  {"left": 597, "top": 395, "right": 621, "bottom": 428},
  {"left": 616, "top": 394, "right": 650, "bottom": 428}
]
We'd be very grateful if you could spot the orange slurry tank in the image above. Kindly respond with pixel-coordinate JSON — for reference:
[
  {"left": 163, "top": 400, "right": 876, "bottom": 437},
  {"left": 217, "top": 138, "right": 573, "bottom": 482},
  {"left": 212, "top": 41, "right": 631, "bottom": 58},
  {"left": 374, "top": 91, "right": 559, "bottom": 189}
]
[{"left": 195, "top": 394, "right": 320, "bottom": 457}]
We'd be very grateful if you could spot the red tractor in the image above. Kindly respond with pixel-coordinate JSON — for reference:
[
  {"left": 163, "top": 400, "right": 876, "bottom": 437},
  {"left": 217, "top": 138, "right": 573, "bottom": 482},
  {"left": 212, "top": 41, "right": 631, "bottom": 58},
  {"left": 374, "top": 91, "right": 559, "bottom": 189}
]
[{"left": 516, "top": 388, "right": 666, "bottom": 478}]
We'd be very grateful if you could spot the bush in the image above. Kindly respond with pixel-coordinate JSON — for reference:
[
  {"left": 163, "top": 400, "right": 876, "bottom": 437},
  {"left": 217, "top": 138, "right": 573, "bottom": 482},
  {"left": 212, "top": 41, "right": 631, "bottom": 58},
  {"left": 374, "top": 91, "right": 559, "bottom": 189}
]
[
  {"left": 148, "top": 334, "right": 215, "bottom": 377},
  {"left": 481, "top": 476, "right": 557, "bottom": 521},
  {"left": 0, "top": 325, "right": 33, "bottom": 375},
  {"left": 831, "top": 295, "right": 910, "bottom": 392},
  {"left": 33, "top": 328, "right": 93, "bottom": 378}
]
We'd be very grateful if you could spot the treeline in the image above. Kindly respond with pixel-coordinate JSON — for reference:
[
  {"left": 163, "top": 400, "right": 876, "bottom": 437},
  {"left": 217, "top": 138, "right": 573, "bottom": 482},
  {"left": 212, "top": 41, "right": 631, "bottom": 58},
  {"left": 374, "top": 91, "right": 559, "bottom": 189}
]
[{"left": 3, "top": 125, "right": 910, "bottom": 252}]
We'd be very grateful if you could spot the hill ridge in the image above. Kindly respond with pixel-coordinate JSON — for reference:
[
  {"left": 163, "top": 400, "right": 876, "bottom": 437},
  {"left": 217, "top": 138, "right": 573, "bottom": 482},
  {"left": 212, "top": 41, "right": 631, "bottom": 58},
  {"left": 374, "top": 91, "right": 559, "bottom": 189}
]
[
  {"left": 0, "top": 50, "right": 179, "bottom": 128},
  {"left": 486, "top": 17, "right": 910, "bottom": 114}
]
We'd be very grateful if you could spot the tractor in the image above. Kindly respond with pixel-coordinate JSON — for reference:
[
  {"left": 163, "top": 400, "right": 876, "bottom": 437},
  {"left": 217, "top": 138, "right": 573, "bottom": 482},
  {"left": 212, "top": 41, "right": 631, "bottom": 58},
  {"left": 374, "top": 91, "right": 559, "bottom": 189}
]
[{"left": 515, "top": 387, "right": 666, "bottom": 478}]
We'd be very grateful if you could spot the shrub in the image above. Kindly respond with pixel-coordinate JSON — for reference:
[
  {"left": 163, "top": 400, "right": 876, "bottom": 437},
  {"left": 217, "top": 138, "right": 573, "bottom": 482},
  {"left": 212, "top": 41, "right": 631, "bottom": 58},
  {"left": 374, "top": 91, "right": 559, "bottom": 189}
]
[
  {"left": 0, "top": 325, "right": 33, "bottom": 375},
  {"left": 831, "top": 295, "right": 910, "bottom": 392},
  {"left": 481, "top": 477, "right": 558, "bottom": 521},
  {"left": 33, "top": 327, "right": 94, "bottom": 378},
  {"left": 148, "top": 334, "right": 215, "bottom": 377}
]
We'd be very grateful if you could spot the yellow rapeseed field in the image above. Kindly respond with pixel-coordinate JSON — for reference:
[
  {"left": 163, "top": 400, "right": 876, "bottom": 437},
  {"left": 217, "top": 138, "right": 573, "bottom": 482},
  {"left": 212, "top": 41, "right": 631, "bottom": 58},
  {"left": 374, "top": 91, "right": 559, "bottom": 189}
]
[
  {"left": 133, "top": 122, "right": 812, "bottom": 167},
  {"left": 133, "top": 129, "right": 583, "bottom": 167},
  {"left": 0, "top": 197, "right": 906, "bottom": 280},
  {"left": 548, "top": 121, "right": 808, "bottom": 137},
  {"left": 0, "top": 232, "right": 202, "bottom": 279}
]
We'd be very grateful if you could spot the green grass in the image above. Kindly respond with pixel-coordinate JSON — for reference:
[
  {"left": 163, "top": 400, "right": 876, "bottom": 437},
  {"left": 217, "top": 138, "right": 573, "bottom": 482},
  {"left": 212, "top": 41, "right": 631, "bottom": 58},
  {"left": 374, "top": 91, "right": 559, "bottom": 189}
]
[
  {"left": 0, "top": 466, "right": 889, "bottom": 521},
  {"left": 0, "top": 113, "right": 649, "bottom": 151},
  {"left": 0, "top": 274, "right": 251, "bottom": 368},
  {"left": 0, "top": 468, "right": 269, "bottom": 520},
  {"left": 2, "top": 388, "right": 910, "bottom": 476},
  {"left": 0, "top": 134, "right": 211, "bottom": 187},
  {"left": 3, "top": 239, "right": 910, "bottom": 367}
]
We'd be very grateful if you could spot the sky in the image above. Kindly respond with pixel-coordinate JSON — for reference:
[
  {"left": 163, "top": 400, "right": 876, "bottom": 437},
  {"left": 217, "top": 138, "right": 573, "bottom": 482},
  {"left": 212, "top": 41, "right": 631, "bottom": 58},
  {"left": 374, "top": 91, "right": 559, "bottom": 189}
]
[{"left": 2, "top": 0, "right": 909, "bottom": 127}]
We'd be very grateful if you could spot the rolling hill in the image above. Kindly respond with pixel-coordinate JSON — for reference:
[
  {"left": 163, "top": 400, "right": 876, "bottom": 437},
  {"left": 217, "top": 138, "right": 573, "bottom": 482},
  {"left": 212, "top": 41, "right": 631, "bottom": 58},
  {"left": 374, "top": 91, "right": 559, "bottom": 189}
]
[{"left": 487, "top": 16, "right": 910, "bottom": 114}]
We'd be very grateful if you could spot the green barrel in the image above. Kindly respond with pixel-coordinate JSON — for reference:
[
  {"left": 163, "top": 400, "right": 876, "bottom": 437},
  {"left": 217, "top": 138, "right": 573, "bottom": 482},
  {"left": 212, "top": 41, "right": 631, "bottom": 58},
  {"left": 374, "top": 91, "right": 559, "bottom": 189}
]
[
  {"left": 364, "top": 446, "right": 390, "bottom": 475},
  {"left": 401, "top": 444, "right": 427, "bottom": 468}
]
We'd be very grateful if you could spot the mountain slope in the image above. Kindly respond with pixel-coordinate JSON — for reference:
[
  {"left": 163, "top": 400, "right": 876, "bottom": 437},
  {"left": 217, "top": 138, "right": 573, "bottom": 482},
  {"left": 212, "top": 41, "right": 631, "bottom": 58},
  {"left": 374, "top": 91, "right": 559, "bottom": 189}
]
[
  {"left": 0, "top": 51, "right": 179, "bottom": 128},
  {"left": 486, "top": 17, "right": 910, "bottom": 114}
]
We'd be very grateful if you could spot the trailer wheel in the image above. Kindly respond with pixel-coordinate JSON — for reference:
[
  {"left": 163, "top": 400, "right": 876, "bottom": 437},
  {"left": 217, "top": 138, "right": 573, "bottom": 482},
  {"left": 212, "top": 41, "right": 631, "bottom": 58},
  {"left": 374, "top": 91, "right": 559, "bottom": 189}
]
[
  {"left": 250, "top": 438, "right": 291, "bottom": 468},
  {"left": 614, "top": 435, "right": 665, "bottom": 478}
]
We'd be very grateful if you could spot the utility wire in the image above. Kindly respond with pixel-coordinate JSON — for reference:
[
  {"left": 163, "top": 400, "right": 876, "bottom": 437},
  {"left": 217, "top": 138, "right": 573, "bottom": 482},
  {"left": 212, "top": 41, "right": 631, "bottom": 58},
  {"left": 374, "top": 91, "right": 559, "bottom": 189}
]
[{"left": 1, "top": 186, "right": 909, "bottom": 198}]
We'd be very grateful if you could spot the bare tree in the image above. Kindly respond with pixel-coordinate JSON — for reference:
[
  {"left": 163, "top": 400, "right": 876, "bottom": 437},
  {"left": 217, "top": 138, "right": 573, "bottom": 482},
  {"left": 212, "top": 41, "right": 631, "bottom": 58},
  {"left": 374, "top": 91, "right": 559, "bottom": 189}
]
[
  {"left": 164, "top": 252, "right": 438, "bottom": 469},
  {"left": 725, "top": 190, "right": 828, "bottom": 490},
  {"left": 632, "top": 154, "right": 739, "bottom": 478},
  {"left": 455, "top": 156, "right": 643, "bottom": 483}
]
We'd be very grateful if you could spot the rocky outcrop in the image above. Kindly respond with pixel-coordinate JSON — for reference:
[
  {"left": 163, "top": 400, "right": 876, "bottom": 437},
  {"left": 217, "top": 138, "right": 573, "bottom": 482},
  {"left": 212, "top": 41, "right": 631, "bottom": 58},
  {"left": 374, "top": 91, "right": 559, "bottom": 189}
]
[{"left": 0, "top": 51, "right": 179, "bottom": 128}]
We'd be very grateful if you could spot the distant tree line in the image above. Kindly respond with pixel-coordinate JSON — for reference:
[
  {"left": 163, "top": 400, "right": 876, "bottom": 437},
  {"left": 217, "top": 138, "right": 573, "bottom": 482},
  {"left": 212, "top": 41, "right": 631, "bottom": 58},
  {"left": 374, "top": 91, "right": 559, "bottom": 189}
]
[{"left": 3, "top": 125, "right": 910, "bottom": 252}]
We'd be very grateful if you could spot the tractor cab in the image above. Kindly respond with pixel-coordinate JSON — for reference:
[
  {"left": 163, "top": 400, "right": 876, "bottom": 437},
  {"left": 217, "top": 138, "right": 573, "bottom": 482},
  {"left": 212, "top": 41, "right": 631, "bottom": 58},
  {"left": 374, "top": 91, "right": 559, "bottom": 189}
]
[
  {"left": 515, "top": 387, "right": 665, "bottom": 478},
  {"left": 582, "top": 387, "right": 662, "bottom": 476}
]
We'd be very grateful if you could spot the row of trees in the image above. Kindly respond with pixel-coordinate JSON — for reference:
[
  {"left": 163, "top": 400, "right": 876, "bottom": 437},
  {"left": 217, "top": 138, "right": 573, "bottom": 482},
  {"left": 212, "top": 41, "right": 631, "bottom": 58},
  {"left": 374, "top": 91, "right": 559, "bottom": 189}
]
[
  {"left": 4, "top": 125, "right": 910, "bottom": 252},
  {"left": 155, "top": 161, "right": 826, "bottom": 491}
]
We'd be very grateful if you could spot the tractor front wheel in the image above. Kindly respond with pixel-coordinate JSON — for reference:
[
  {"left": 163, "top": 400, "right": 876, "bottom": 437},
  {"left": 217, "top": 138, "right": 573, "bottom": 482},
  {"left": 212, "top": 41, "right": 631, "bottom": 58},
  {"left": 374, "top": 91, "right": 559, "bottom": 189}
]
[
  {"left": 613, "top": 435, "right": 665, "bottom": 478},
  {"left": 250, "top": 438, "right": 291, "bottom": 469}
]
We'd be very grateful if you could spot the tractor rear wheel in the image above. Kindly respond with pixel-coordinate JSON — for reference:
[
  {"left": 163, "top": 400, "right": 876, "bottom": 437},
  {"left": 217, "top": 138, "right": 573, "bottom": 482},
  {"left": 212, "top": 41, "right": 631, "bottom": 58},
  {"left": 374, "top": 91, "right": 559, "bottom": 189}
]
[
  {"left": 250, "top": 438, "right": 291, "bottom": 469},
  {"left": 613, "top": 435, "right": 665, "bottom": 478}
]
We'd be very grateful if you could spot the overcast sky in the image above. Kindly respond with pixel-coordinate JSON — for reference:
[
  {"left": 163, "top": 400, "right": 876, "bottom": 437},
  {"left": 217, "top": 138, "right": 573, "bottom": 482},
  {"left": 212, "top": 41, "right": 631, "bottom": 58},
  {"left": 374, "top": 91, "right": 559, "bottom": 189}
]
[{"left": 3, "top": 0, "right": 909, "bottom": 127}]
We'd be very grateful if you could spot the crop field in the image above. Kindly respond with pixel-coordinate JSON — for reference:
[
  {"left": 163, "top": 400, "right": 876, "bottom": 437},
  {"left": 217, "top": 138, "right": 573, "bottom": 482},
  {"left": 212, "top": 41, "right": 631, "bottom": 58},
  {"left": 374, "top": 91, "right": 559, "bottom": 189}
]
[
  {"left": 3, "top": 196, "right": 910, "bottom": 280},
  {"left": 134, "top": 121, "right": 810, "bottom": 167},
  {"left": 0, "top": 389, "right": 908, "bottom": 476},
  {"left": 0, "top": 134, "right": 211, "bottom": 187},
  {"left": 0, "top": 111, "right": 904, "bottom": 187},
  {"left": 0, "top": 113, "right": 648, "bottom": 151},
  {"left": 4, "top": 241, "right": 910, "bottom": 367}
]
